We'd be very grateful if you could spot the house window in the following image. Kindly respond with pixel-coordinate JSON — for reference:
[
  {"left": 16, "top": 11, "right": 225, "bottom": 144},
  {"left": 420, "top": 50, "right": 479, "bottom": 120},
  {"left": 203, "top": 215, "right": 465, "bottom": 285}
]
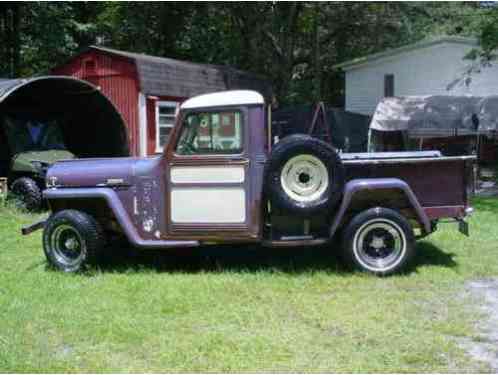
[
  {"left": 156, "top": 101, "right": 178, "bottom": 152},
  {"left": 176, "top": 111, "right": 243, "bottom": 155},
  {"left": 384, "top": 74, "right": 394, "bottom": 97}
]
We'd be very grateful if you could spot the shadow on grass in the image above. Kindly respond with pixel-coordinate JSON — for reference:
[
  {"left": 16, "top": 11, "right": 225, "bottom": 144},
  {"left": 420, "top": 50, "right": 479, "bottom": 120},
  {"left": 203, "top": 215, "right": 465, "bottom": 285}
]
[
  {"left": 86, "top": 238, "right": 457, "bottom": 275},
  {"left": 96, "top": 242, "right": 345, "bottom": 275},
  {"left": 410, "top": 240, "right": 458, "bottom": 271}
]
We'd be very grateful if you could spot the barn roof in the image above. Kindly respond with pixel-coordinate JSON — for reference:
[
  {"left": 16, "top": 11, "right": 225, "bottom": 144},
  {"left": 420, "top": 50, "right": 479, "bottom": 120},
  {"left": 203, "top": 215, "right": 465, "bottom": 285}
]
[
  {"left": 87, "top": 46, "right": 273, "bottom": 100},
  {"left": 334, "top": 36, "right": 478, "bottom": 71}
]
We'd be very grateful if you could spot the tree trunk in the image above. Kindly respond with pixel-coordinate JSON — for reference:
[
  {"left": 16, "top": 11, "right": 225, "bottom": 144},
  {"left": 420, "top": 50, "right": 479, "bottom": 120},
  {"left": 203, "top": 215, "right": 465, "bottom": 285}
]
[
  {"left": 12, "top": 3, "right": 20, "bottom": 77},
  {"left": 312, "top": 4, "right": 321, "bottom": 101}
]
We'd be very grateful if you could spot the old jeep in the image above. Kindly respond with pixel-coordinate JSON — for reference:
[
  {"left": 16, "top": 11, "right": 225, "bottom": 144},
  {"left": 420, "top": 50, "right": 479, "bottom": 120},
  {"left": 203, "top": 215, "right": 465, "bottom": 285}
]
[
  {"left": 4, "top": 116, "right": 75, "bottom": 210},
  {"left": 23, "top": 91, "right": 475, "bottom": 275}
]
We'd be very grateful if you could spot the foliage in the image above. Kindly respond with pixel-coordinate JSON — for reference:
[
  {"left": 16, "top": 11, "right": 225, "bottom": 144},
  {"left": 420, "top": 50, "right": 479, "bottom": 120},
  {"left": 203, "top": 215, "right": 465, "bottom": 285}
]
[
  {"left": 1, "top": 197, "right": 498, "bottom": 371},
  {"left": 472, "top": 3, "right": 498, "bottom": 62},
  {"left": 0, "top": 2, "right": 493, "bottom": 105}
]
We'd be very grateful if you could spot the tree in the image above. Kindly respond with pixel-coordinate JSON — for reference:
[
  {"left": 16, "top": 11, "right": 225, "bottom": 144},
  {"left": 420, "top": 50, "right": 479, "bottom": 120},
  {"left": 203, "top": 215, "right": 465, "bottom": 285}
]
[
  {"left": 0, "top": 2, "right": 21, "bottom": 77},
  {"left": 0, "top": 2, "right": 493, "bottom": 106}
]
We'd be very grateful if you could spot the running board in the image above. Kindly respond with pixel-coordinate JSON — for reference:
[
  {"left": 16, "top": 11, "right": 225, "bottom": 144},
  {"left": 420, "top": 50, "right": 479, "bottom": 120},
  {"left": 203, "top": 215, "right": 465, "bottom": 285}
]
[{"left": 262, "top": 237, "right": 328, "bottom": 248}]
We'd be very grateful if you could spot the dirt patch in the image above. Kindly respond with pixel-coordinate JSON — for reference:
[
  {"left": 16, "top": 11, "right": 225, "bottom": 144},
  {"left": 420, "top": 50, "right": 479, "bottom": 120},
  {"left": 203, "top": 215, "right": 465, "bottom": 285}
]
[{"left": 460, "top": 279, "right": 498, "bottom": 371}]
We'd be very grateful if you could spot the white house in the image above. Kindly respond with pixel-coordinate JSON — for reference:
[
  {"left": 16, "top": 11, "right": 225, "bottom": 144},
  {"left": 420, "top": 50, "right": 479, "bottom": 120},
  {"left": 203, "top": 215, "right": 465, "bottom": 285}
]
[{"left": 338, "top": 36, "right": 498, "bottom": 115}]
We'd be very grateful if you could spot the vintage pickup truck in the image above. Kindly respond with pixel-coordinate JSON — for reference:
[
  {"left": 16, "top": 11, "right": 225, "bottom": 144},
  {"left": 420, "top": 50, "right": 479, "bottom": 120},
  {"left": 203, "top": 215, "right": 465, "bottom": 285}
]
[{"left": 22, "top": 90, "right": 475, "bottom": 275}]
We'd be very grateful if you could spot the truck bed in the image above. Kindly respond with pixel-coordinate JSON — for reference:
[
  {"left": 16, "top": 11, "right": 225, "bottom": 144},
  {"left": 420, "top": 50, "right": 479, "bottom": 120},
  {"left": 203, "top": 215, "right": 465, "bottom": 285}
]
[{"left": 341, "top": 151, "right": 476, "bottom": 218}]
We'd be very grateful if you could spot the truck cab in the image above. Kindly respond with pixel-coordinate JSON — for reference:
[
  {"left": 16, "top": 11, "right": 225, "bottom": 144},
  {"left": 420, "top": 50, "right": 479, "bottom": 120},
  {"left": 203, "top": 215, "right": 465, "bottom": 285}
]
[{"left": 24, "top": 90, "right": 475, "bottom": 275}]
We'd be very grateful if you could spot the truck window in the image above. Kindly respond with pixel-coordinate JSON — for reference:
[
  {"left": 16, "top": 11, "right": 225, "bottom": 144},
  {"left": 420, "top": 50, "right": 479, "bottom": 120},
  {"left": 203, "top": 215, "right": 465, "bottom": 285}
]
[{"left": 176, "top": 111, "right": 243, "bottom": 155}]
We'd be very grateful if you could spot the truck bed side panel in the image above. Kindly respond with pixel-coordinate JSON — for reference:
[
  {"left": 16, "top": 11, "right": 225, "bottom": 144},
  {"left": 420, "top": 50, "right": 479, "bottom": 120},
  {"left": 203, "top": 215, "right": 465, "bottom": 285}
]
[{"left": 343, "top": 158, "right": 471, "bottom": 208}]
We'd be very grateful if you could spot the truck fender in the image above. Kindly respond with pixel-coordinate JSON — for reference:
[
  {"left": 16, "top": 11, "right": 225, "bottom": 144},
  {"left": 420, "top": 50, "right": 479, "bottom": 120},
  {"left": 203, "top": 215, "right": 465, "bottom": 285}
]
[
  {"left": 43, "top": 188, "right": 199, "bottom": 249},
  {"left": 330, "top": 178, "right": 431, "bottom": 237}
]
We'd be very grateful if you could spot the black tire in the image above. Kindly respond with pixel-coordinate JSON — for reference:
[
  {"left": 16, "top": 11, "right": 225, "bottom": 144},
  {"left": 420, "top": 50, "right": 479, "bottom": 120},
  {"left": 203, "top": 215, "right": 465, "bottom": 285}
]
[
  {"left": 10, "top": 177, "right": 42, "bottom": 211},
  {"left": 340, "top": 207, "right": 415, "bottom": 276},
  {"left": 43, "top": 209, "right": 105, "bottom": 272},
  {"left": 265, "top": 134, "right": 345, "bottom": 216}
]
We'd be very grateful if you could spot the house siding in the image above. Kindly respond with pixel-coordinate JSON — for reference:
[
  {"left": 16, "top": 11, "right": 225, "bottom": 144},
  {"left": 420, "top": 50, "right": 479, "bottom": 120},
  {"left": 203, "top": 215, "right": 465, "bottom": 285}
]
[
  {"left": 345, "top": 42, "right": 498, "bottom": 115},
  {"left": 52, "top": 51, "right": 141, "bottom": 156}
]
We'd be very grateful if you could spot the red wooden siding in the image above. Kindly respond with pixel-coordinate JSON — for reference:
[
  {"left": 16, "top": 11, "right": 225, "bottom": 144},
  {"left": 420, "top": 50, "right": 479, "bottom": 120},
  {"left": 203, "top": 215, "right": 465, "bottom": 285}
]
[
  {"left": 52, "top": 51, "right": 141, "bottom": 156},
  {"left": 146, "top": 95, "right": 186, "bottom": 155}
]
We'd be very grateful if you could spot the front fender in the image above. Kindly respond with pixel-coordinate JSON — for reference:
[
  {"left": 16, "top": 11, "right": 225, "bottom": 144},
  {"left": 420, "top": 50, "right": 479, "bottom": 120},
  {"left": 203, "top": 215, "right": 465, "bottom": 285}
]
[
  {"left": 43, "top": 188, "right": 199, "bottom": 249},
  {"left": 330, "top": 178, "right": 431, "bottom": 237}
]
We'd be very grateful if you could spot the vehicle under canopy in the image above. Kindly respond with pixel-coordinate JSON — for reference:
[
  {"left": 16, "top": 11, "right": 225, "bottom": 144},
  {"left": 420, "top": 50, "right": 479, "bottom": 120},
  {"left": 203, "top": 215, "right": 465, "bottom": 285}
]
[
  {"left": 0, "top": 76, "right": 129, "bottom": 177},
  {"left": 369, "top": 95, "right": 498, "bottom": 156}
]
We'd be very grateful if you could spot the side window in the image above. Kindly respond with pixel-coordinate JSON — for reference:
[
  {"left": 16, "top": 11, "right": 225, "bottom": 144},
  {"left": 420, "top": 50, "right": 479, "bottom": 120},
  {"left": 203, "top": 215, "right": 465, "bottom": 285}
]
[{"left": 176, "top": 111, "right": 243, "bottom": 155}]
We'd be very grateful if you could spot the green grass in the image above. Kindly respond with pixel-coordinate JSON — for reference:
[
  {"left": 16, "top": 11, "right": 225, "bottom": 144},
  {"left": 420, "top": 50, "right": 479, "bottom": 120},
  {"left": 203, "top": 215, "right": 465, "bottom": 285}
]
[{"left": 1, "top": 198, "right": 498, "bottom": 372}]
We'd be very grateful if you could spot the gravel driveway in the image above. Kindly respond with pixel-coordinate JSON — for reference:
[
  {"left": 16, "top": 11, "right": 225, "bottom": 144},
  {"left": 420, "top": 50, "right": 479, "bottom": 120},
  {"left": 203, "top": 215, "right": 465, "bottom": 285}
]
[{"left": 460, "top": 279, "right": 498, "bottom": 371}]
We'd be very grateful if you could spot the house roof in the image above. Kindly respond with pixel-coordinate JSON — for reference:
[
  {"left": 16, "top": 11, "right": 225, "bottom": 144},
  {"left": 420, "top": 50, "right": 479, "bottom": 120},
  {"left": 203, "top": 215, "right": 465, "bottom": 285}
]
[
  {"left": 334, "top": 36, "right": 478, "bottom": 71},
  {"left": 87, "top": 46, "right": 273, "bottom": 100}
]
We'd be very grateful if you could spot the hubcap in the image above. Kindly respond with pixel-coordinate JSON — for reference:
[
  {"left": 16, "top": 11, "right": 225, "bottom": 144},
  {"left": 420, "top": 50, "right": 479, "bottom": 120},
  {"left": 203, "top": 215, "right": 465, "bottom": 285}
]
[
  {"left": 280, "top": 154, "right": 329, "bottom": 203},
  {"left": 50, "top": 225, "right": 85, "bottom": 266},
  {"left": 353, "top": 219, "right": 406, "bottom": 272}
]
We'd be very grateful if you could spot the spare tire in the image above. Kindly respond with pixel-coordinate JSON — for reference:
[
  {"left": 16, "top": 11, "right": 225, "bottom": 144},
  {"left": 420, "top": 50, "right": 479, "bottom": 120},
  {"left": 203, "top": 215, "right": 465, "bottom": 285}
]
[{"left": 265, "top": 134, "right": 345, "bottom": 216}]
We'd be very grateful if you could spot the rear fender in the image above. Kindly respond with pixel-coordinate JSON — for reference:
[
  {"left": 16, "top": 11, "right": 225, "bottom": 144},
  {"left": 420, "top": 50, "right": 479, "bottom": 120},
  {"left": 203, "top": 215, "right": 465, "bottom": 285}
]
[{"left": 330, "top": 178, "right": 431, "bottom": 237}]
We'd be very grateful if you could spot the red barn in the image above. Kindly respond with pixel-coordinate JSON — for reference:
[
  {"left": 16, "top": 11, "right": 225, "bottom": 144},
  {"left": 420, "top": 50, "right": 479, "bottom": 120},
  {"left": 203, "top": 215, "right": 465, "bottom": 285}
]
[{"left": 52, "top": 46, "right": 272, "bottom": 156}]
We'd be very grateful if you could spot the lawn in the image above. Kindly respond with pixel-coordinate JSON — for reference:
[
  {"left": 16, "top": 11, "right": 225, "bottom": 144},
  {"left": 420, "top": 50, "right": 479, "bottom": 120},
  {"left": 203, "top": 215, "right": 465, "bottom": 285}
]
[{"left": 1, "top": 198, "right": 498, "bottom": 372}]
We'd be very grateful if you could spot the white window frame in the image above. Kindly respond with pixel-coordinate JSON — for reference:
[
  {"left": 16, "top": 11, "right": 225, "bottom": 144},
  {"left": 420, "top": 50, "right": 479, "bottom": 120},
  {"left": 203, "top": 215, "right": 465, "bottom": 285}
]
[{"left": 155, "top": 101, "right": 179, "bottom": 153}]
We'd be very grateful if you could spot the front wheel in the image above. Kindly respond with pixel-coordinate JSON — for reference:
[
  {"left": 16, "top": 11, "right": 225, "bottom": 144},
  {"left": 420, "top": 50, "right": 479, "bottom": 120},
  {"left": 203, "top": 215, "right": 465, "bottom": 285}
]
[
  {"left": 43, "top": 210, "right": 105, "bottom": 272},
  {"left": 341, "top": 207, "right": 415, "bottom": 276},
  {"left": 10, "top": 177, "right": 42, "bottom": 211}
]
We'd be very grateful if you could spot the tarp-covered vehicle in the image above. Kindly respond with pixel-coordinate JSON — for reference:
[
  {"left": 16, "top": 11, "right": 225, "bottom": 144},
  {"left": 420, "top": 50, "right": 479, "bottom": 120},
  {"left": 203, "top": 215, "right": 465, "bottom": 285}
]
[
  {"left": 0, "top": 76, "right": 129, "bottom": 210},
  {"left": 369, "top": 95, "right": 498, "bottom": 160}
]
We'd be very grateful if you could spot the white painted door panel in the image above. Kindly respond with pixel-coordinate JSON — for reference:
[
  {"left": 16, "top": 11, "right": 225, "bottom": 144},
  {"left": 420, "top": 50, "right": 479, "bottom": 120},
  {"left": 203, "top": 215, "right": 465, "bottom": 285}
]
[
  {"left": 171, "top": 166, "right": 244, "bottom": 184},
  {"left": 171, "top": 187, "right": 246, "bottom": 223}
]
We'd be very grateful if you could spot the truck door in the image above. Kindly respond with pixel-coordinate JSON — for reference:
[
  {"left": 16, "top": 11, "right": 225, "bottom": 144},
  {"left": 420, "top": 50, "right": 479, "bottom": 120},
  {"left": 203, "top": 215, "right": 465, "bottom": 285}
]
[{"left": 166, "top": 108, "right": 257, "bottom": 241}]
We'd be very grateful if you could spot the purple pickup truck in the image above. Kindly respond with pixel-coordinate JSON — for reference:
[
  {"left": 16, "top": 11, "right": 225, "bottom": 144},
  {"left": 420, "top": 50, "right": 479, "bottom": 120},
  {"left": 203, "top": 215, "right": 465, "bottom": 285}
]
[{"left": 23, "top": 91, "right": 475, "bottom": 275}]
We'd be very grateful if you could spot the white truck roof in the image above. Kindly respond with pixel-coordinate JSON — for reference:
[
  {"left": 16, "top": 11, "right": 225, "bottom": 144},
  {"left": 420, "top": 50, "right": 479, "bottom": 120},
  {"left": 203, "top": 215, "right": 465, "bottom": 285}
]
[{"left": 181, "top": 90, "right": 264, "bottom": 110}]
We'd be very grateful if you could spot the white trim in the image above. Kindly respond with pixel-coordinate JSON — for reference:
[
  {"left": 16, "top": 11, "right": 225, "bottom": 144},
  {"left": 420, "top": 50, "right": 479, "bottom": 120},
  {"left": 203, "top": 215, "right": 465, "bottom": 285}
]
[
  {"left": 171, "top": 187, "right": 246, "bottom": 223},
  {"left": 138, "top": 92, "right": 147, "bottom": 157},
  {"left": 155, "top": 101, "right": 178, "bottom": 153},
  {"left": 181, "top": 90, "right": 264, "bottom": 110},
  {"left": 171, "top": 166, "right": 245, "bottom": 184}
]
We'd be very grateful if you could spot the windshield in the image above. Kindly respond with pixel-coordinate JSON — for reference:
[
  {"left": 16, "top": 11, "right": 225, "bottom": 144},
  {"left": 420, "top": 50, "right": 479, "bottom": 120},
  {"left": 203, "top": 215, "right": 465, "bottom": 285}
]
[{"left": 3, "top": 115, "right": 67, "bottom": 155}]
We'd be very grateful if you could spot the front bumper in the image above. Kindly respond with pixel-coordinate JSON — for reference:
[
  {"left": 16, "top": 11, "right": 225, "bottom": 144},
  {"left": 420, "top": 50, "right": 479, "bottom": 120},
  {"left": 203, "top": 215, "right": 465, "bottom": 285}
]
[{"left": 21, "top": 218, "right": 47, "bottom": 236}]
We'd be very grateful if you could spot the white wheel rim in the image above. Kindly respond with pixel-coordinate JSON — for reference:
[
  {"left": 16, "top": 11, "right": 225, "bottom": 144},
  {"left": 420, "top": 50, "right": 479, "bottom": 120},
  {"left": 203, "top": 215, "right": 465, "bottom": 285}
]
[
  {"left": 352, "top": 218, "right": 407, "bottom": 273},
  {"left": 280, "top": 154, "right": 329, "bottom": 203}
]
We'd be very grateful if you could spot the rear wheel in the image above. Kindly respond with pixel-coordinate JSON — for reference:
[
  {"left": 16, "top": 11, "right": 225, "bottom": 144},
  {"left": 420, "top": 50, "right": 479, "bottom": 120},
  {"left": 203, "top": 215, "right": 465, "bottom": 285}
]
[
  {"left": 43, "top": 210, "right": 105, "bottom": 272},
  {"left": 10, "top": 177, "right": 42, "bottom": 211},
  {"left": 341, "top": 207, "right": 415, "bottom": 276}
]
